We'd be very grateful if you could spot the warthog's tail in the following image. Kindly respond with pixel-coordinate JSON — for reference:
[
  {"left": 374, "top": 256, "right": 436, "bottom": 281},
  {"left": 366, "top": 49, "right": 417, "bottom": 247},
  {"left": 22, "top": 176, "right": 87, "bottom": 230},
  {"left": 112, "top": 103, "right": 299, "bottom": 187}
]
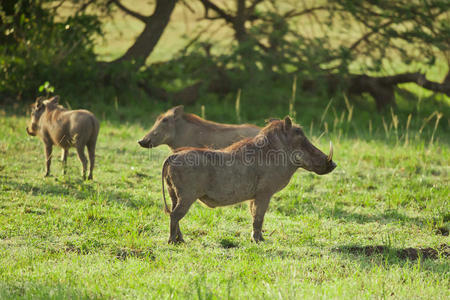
[{"left": 161, "top": 157, "right": 171, "bottom": 215}]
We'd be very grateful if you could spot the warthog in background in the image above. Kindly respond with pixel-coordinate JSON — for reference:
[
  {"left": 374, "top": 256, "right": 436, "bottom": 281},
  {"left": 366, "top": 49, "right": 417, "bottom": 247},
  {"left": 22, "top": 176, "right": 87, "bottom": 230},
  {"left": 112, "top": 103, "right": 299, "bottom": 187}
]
[
  {"left": 161, "top": 117, "right": 336, "bottom": 243},
  {"left": 26, "top": 96, "right": 99, "bottom": 180},
  {"left": 138, "top": 105, "right": 260, "bottom": 150}
]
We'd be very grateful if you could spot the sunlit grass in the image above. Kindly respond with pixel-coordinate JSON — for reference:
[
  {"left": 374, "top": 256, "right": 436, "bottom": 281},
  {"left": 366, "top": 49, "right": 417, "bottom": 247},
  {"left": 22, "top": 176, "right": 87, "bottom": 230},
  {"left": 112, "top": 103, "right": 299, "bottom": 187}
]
[{"left": 0, "top": 107, "right": 448, "bottom": 298}]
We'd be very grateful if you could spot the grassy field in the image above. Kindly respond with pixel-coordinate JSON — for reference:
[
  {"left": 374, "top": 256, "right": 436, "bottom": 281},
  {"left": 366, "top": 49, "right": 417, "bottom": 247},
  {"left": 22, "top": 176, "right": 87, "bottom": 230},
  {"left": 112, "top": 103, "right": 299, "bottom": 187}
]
[{"left": 0, "top": 105, "right": 448, "bottom": 299}]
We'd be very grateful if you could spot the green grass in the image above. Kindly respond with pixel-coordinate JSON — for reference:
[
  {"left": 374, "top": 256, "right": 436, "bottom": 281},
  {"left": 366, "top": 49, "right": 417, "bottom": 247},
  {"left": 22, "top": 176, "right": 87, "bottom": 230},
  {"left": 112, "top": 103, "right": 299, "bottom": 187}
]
[{"left": 0, "top": 106, "right": 448, "bottom": 299}]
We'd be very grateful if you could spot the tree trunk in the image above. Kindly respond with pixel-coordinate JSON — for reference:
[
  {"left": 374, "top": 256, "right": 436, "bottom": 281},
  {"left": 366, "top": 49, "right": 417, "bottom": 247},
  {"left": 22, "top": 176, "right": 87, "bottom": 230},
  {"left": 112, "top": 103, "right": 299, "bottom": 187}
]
[
  {"left": 233, "top": 0, "right": 247, "bottom": 43},
  {"left": 111, "top": 0, "right": 177, "bottom": 68}
]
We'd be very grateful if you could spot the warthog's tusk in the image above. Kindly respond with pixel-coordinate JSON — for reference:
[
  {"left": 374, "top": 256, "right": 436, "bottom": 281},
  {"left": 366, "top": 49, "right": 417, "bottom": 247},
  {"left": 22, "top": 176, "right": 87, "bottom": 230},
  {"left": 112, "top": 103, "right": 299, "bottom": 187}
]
[{"left": 327, "top": 141, "right": 333, "bottom": 162}]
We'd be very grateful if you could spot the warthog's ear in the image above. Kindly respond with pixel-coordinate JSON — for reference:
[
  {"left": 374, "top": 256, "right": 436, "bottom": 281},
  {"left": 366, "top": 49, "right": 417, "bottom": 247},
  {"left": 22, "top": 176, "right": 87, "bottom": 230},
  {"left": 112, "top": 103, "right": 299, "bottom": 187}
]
[
  {"left": 43, "top": 95, "right": 60, "bottom": 108},
  {"left": 283, "top": 116, "right": 292, "bottom": 132},
  {"left": 49, "top": 95, "right": 59, "bottom": 103},
  {"left": 45, "top": 95, "right": 59, "bottom": 104},
  {"left": 35, "top": 96, "right": 45, "bottom": 108},
  {"left": 173, "top": 105, "right": 184, "bottom": 119}
]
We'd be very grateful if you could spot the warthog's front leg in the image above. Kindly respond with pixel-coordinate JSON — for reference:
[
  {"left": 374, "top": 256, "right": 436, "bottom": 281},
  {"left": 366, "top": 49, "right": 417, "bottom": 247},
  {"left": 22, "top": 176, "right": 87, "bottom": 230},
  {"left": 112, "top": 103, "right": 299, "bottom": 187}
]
[
  {"left": 44, "top": 144, "right": 53, "bottom": 177},
  {"left": 250, "top": 195, "right": 271, "bottom": 243}
]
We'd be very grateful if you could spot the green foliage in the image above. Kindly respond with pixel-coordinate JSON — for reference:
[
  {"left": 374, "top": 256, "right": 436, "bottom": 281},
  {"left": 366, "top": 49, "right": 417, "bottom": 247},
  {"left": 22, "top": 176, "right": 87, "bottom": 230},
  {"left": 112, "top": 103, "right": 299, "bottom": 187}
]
[
  {"left": 0, "top": 0, "right": 101, "bottom": 101},
  {"left": 38, "top": 81, "right": 54, "bottom": 96},
  {"left": 327, "top": 0, "right": 450, "bottom": 71}
]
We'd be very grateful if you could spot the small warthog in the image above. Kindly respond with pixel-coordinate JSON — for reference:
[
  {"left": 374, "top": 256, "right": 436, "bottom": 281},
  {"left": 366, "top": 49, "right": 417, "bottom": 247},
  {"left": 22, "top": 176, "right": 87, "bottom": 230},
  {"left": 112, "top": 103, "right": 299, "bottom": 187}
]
[
  {"left": 161, "top": 117, "right": 336, "bottom": 243},
  {"left": 26, "top": 96, "right": 99, "bottom": 180},
  {"left": 138, "top": 105, "right": 260, "bottom": 150}
]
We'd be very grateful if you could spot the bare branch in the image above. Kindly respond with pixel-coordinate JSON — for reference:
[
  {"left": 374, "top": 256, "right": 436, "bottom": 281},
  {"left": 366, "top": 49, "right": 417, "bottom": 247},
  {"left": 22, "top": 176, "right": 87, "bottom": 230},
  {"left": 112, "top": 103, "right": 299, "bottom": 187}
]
[
  {"left": 110, "top": 0, "right": 149, "bottom": 23},
  {"left": 52, "top": 0, "right": 67, "bottom": 12},
  {"left": 283, "top": 6, "right": 327, "bottom": 19},
  {"left": 379, "top": 73, "right": 450, "bottom": 96},
  {"left": 349, "top": 19, "right": 395, "bottom": 52},
  {"left": 199, "top": 0, "right": 234, "bottom": 23},
  {"left": 247, "top": 0, "right": 264, "bottom": 15},
  {"left": 76, "top": 0, "right": 96, "bottom": 16},
  {"left": 180, "top": 0, "right": 195, "bottom": 14}
]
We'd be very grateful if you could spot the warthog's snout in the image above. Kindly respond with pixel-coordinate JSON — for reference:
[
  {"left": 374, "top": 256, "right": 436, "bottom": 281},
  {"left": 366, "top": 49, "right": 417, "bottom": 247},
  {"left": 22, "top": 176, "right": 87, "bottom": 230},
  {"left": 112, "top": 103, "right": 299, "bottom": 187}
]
[
  {"left": 314, "top": 160, "right": 337, "bottom": 175},
  {"left": 326, "top": 142, "right": 337, "bottom": 173},
  {"left": 328, "top": 160, "right": 337, "bottom": 173},
  {"left": 138, "top": 139, "right": 152, "bottom": 148},
  {"left": 26, "top": 127, "right": 35, "bottom": 136},
  {"left": 314, "top": 141, "right": 337, "bottom": 175}
]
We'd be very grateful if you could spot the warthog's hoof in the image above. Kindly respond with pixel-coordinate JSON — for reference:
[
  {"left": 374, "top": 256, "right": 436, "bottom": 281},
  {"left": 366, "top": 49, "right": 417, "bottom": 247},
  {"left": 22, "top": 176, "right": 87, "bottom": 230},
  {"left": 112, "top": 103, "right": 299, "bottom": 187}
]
[
  {"left": 44, "top": 173, "right": 50, "bottom": 178},
  {"left": 168, "top": 236, "right": 185, "bottom": 244},
  {"left": 252, "top": 232, "right": 265, "bottom": 243}
]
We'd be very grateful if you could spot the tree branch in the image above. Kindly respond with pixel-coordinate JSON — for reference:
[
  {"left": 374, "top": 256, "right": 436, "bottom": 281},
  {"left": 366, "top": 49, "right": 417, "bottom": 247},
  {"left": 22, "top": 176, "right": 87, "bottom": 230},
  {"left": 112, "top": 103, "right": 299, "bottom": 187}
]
[
  {"left": 283, "top": 6, "right": 327, "bottom": 19},
  {"left": 384, "top": 73, "right": 450, "bottom": 96},
  {"left": 76, "top": 0, "right": 96, "bottom": 16},
  {"left": 111, "top": 0, "right": 149, "bottom": 23},
  {"left": 247, "top": 0, "right": 264, "bottom": 15},
  {"left": 199, "top": 0, "right": 234, "bottom": 23},
  {"left": 349, "top": 19, "right": 395, "bottom": 52}
]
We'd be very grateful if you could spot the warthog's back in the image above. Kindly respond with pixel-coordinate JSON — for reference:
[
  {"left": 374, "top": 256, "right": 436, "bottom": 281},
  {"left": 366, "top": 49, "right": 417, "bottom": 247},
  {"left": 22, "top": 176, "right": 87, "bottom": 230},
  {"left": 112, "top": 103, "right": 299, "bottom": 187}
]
[
  {"left": 177, "top": 114, "right": 260, "bottom": 149},
  {"left": 166, "top": 150, "right": 259, "bottom": 207},
  {"left": 45, "top": 109, "right": 99, "bottom": 148}
]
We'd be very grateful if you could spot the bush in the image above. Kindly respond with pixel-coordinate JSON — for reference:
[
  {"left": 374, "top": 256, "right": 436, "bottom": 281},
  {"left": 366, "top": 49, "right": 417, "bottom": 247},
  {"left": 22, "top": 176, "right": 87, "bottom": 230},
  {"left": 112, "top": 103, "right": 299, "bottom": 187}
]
[{"left": 0, "top": 0, "right": 101, "bottom": 103}]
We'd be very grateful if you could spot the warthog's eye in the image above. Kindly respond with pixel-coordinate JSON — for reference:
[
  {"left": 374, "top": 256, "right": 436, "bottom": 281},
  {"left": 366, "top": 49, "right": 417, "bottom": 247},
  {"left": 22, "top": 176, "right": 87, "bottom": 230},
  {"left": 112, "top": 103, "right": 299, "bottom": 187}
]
[
  {"left": 162, "top": 118, "right": 168, "bottom": 123},
  {"left": 294, "top": 128, "right": 302, "bottom": 135}
]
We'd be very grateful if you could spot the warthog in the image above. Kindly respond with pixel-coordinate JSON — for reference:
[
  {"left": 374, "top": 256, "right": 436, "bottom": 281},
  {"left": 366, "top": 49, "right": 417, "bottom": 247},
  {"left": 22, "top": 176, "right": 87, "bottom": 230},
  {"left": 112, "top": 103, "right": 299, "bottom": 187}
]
[
  {"left": 161, "top": 117, "right": 336, "bottom": 243},
  {"left": 138, "top": 105, "right": 260, "bottom": 150},
  {"left": 26, "top": 96, "right": 99, "bottom": 180}
]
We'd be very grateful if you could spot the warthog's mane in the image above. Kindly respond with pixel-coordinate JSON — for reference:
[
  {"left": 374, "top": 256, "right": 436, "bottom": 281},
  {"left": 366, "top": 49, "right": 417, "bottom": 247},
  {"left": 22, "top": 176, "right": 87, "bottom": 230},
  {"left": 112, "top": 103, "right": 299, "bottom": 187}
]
[
  {"left": 49, "top": 104, "right": 66, "bottom": 111},
  {"left": 182, "top": 113, "right": 259, "bottom": 131},
  {"left": 44, "top": 104, "right": 68, "bottom": 123},
  {"left": 226, "top": 119, "right": 301, "bottom": 152}
]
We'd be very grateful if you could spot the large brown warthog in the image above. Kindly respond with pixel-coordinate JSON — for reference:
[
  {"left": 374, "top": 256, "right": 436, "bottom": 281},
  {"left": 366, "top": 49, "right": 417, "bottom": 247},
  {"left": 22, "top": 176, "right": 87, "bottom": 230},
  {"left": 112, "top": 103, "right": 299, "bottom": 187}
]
[
  {"left": 26, "top": 96, "right": 99, "bottom": 180},
  {"left": 161, "top": 117, "right": 336, "bottom": 243},
  {"left": 138, "top": 105, "right": 260, "bottom": 150}
]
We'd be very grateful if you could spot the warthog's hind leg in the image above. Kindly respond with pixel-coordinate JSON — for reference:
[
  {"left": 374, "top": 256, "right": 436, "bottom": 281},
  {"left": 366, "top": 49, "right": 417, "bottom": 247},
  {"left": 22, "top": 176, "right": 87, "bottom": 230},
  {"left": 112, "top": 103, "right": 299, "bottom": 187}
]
[
  {"left": 167, "top": 183, "right": 183, "bottom": 241},
  {"left": 76, "top": 145, "right": 88, "bottom": 180},
  {"left": 87, "top": 140, "right": 96, "bottom": 180},
  {"left": 44, "top": 144, "right": 53, "bottom": 177},
  {"left": 168, "top": 194, "right": 195, "bottom": 244},
  {"left": 250, "top": 195, "right": 271, "bottom": 243},
  {"left": 61, "top": 148, "right": 68, "bottom": 175}
]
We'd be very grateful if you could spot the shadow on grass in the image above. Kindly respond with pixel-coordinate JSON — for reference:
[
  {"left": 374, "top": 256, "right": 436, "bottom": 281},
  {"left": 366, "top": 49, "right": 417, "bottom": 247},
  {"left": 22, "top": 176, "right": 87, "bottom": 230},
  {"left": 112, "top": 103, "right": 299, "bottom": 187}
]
[
  {"left": 333, "top": 244, "right": 449, "bottom": 261},
  {"left": 326, "top": 206, "right": 426, "bottom": 226},
  {"left": 332, "top": 243, "right": 450, "bottom": 277},
  {"left": 280, "top": 201, "right": 430, "bottom": 228},
  {"left": 4, "top": 178, "right": 145, "bottom": 209}
]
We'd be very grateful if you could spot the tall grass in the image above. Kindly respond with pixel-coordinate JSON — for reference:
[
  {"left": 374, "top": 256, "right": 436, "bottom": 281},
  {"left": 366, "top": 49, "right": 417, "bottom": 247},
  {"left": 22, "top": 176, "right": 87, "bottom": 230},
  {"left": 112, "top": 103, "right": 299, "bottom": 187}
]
[
  {"left": 289, "top": 75, "right": 297, "bottom": 119},
  {"left": 307, "top": 95, "right": 446, "bottom": 150},
  {"left": 235, "top": 89, "right": 241, "bottom": 124},
  {"left": 201, "top": 105, "right": 206, "bottom": 119}
]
